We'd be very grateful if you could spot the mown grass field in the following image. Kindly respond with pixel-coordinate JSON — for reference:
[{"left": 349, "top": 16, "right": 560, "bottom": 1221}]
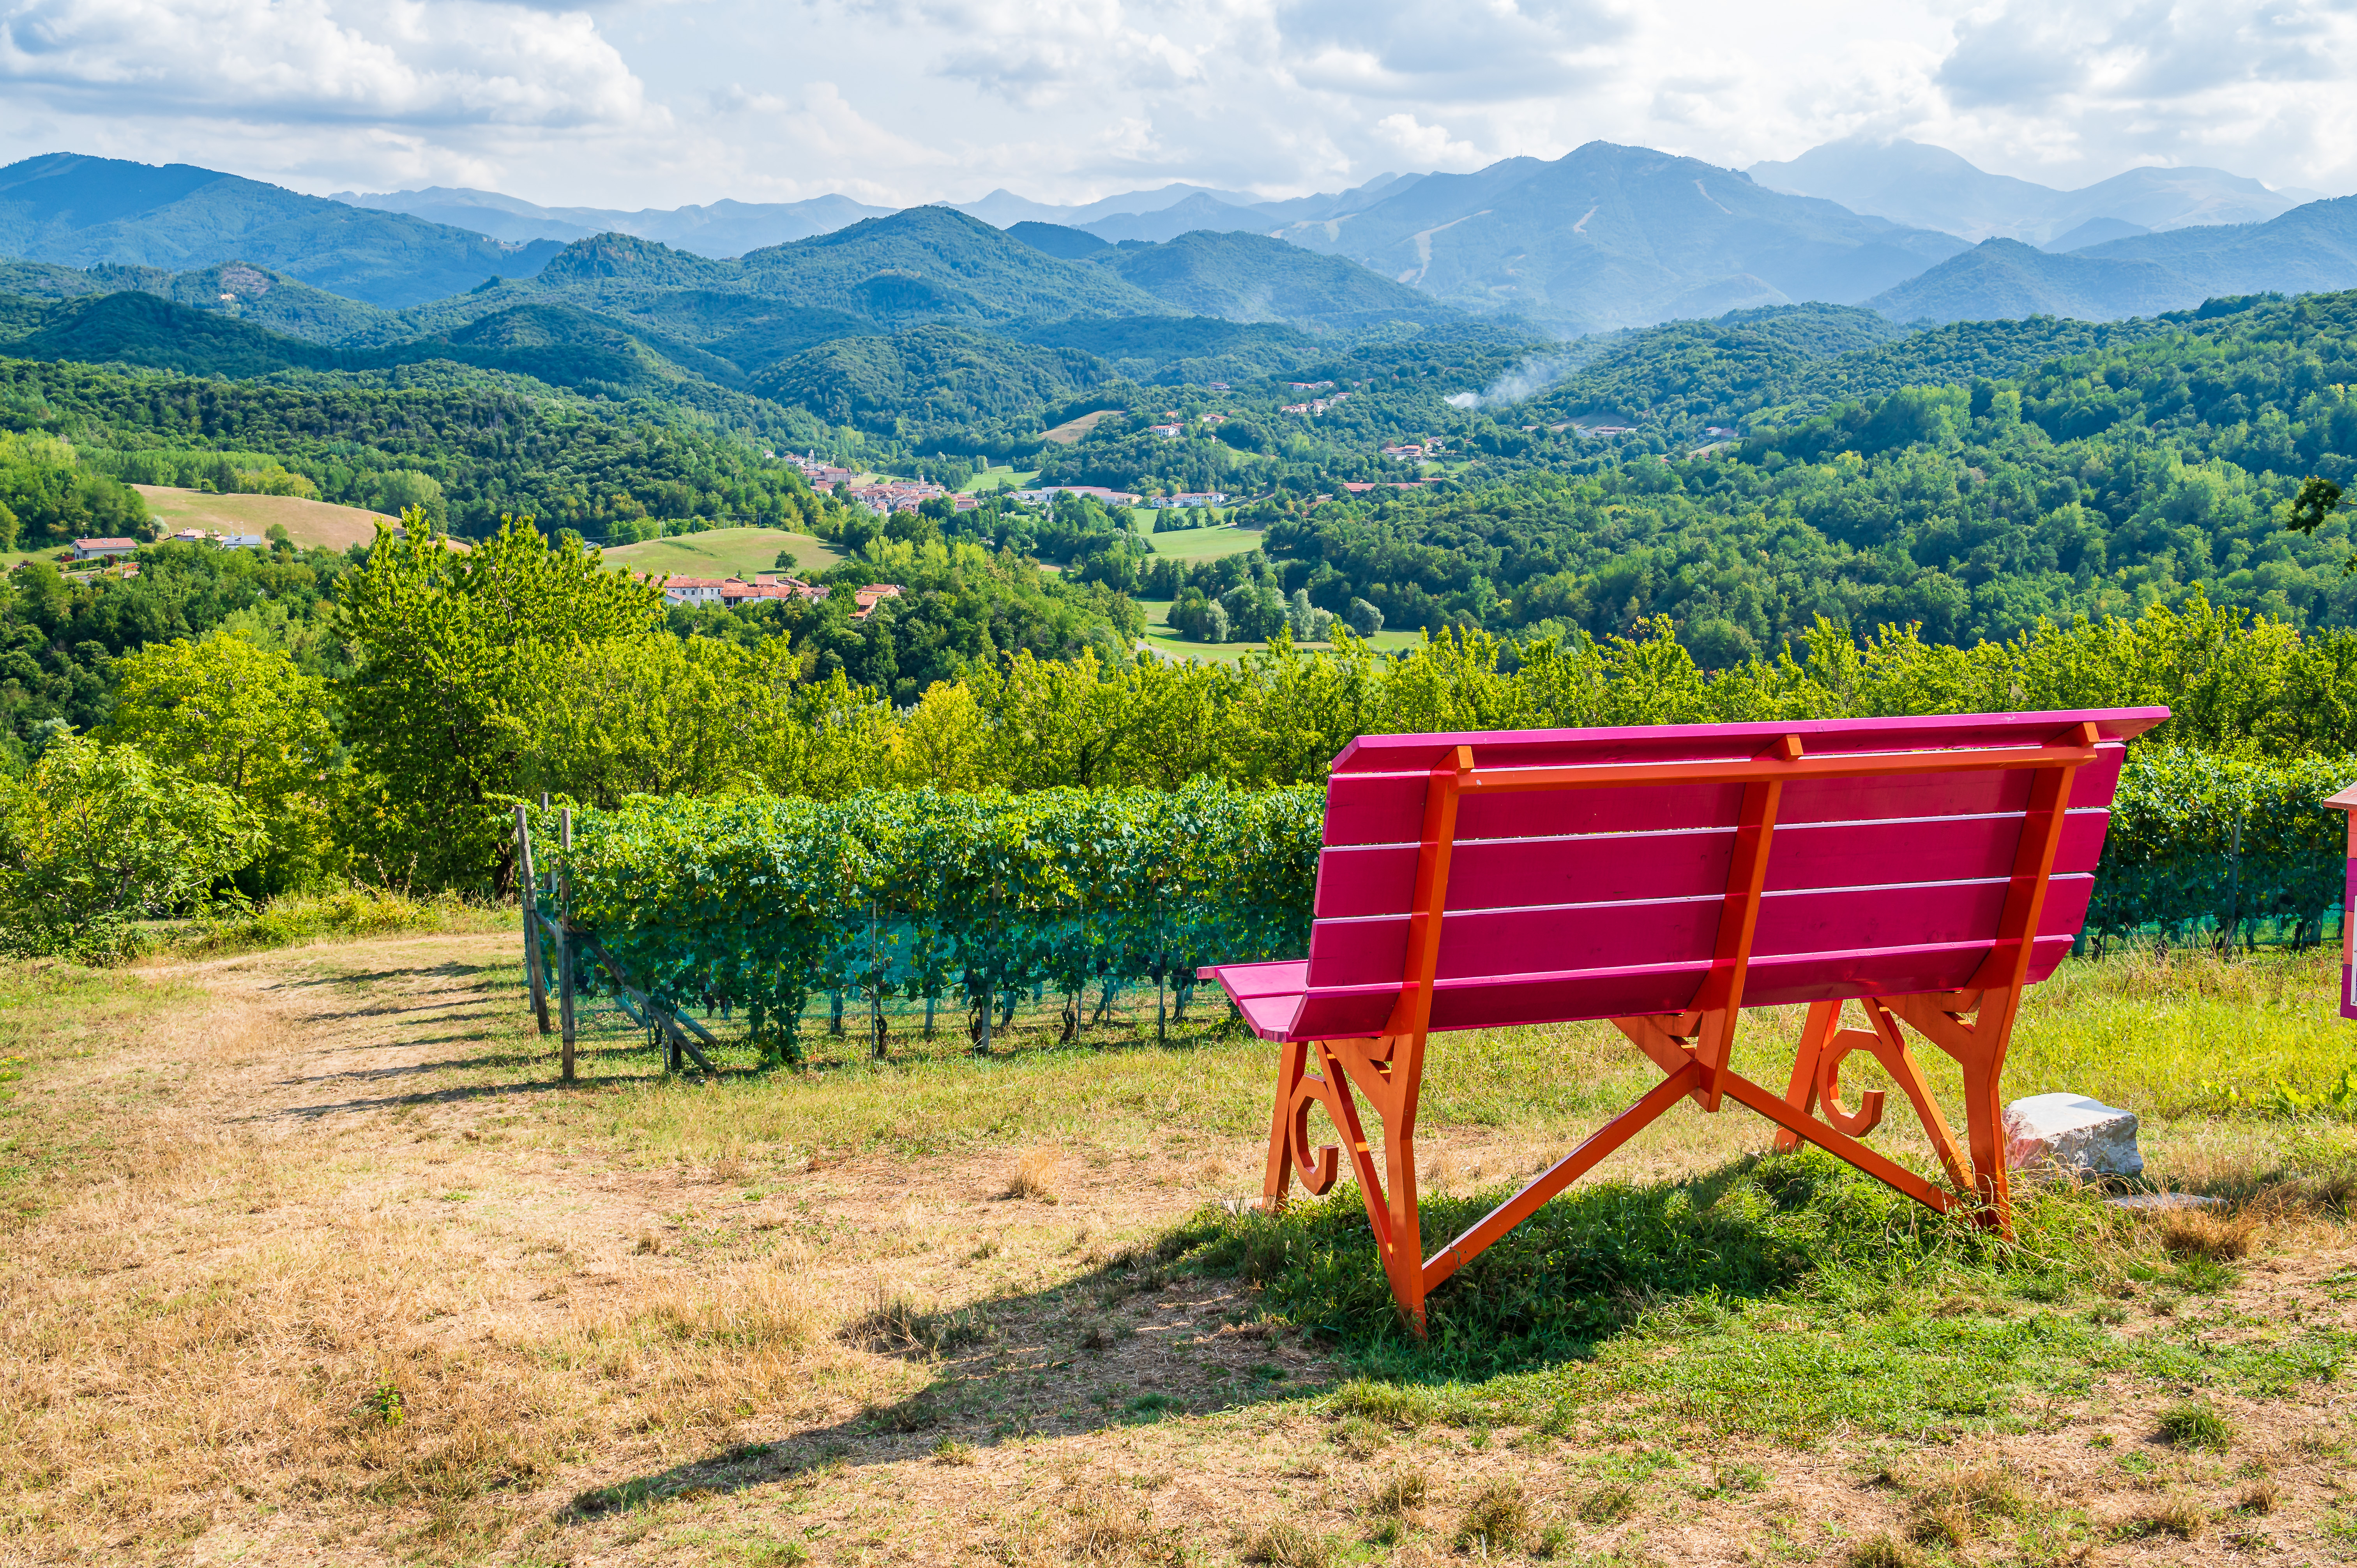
[
  {"left": 1139, "top": 523, "right": 1269, "bottom": 561},
  {"left": 1137, "top": 597, "right": 1430, "bottom": 662},
  {"left": 601, "top": 526, "right": 850, "bottom": 581},
  {"left": 1, "top": 932, "right": 2350, "bottom": 1566},
  {"left": 131, "top": 484, "right": 394, "bottom": 551}
]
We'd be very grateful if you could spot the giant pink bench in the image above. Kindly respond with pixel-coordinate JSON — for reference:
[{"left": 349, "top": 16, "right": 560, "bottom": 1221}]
[{"left": 1205, "top": 708, "right": 2170, "bottom": 1331}]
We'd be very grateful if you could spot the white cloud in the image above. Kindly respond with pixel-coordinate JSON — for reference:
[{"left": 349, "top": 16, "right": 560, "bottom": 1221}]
[
  {"left": 1374, "top": 113, "right": 1481, "bottom": 169},
  {"left": 0, "top": 0, "right": 2351, "bottom": 223},
  {"left": 0, "top": 0, "right": 656, "bottom": 128}
]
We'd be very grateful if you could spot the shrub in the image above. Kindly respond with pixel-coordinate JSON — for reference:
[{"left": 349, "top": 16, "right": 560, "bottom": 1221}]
[{"left": 2158, "top": 1400, "right": 2234, "bottom": 1450}]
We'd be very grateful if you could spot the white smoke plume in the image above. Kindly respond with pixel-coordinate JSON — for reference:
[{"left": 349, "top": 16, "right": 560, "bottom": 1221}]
[{"left": 1446, "top": 354, "right": 1577, "bottom": 411}]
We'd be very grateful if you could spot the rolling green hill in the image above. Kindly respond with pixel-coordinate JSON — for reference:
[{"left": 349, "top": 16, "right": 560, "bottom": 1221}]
[
  {"left": 0, "top": 351, "right": 841, "bottom": 539},
  {"left": 1091, "top": 230, "right": 1466, "bottom": 332},
  {"left": 733, "top": 207, "right": 1174, "bottom": 325},
  {"left": 747, "top": 326, "right": 1119, "bottom": 447}
]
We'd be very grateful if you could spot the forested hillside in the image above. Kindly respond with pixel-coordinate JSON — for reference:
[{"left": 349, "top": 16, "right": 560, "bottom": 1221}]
[
  {"left": 1256, "top": 288, "right": 2357, "bottom": 658},
  {"left": 0, "top": 355, "right": 839, "bottom": 537}
]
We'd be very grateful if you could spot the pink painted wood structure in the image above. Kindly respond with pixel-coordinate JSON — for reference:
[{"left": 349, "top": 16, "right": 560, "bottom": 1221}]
[
  {"left": 2323, "top": 783, "right": 2357, "bottom": 1021},
  {"left": 1207, "top": 707, "right": 2170, "bottom": 1331}
]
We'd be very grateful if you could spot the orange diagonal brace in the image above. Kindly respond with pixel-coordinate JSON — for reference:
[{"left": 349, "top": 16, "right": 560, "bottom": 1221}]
[
  {"left": 1718, "top": 1070, "right": 1955, "bottom": 1215},
  {"left": 1423, "top": 1061, "right": 1703, "bottom": 1291}
]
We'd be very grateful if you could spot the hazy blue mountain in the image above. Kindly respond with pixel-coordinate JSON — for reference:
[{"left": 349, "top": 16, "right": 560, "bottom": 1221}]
[
  {"left": 953, "top": 182, "right": 1265, "bottom": 229},
  {"left": 1868, "top": 237, "right": 2209, "bottom": 322},
  {"left": 1078, "top": 194, "right": 1267, "bottom": 244},
  {"left": 0, "top": 154, "right": 558, "bottom": 308},
  {"left": 1007, "top": 222, "right": 1111, "bottom": 260},
  {"left": 2044, "top": 217, "right": 2149, "bottom": 253},
  {"left": 1249, "top": 173, "right": 1425, "bottom": 226},
  {"left": 1090, "top": 230, "right": 1463, "bottom": 330},
  {"left": 335, "top": 185, "right": 893, "bottom": 256},
  {"left": 1270, "top": 141, "right": 1967, "bottom": 333},
  {"left": 1751, "top": 136, "right": 2315, "bottom": 244},
  {"left": 2075, "top": 196, "right": 2357, "bottom": 298},
  {"left": 1870, "top": 198, "right": 2357, "bottom": 321}
]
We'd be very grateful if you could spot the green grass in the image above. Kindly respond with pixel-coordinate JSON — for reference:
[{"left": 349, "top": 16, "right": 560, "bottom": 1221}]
[
  {"left": 1139, "top": 523, "right": 1269, "bottom": 560},
  {"left": 960, "top": 467, "right": 1037, "bottom": 494},
  {"left": 599, "top": 526, "right": 847, "bottom": 580},
  {"left": 176, "top": 886, "right": 515, "bottom": 957},
  {"left": 1134, "top": 597, "right": 1434, "bottom": 662}
]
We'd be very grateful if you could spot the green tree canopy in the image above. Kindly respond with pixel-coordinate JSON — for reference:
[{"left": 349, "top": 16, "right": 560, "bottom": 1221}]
[{"left": 334, "top": 511, "right": 665, "bottom": 889}]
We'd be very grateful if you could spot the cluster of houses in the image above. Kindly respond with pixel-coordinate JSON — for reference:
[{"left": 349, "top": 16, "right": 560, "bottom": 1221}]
[
  {"left": 72, "top": 529, "right": 270, "bottom": 563},
  {"left": 1146, "top": 492, "right": 1228, "bottom": 509},
  {"left": 1010, "top": 485, "right": 1145, "bottom": 506},
  {"left": 1282, "top": 392, "right": 1352, "bottom": 417},
  {"left": 656, "top": 573, "right": 904, "bottom": 619},
  {"left": 846, "top": 479, "right": 982, "bottom": 516},
  {"left": 780, "top": 452, "right": 860, "bottom": 489},
  {"left": 1149, "top": 411, "right": 1230, "bottom": 439},
  {"left": 1379, "top": 441, "right": 1444, "bottom": 460}
]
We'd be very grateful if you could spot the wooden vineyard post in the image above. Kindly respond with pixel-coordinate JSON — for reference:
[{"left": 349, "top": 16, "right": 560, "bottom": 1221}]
[
  {"left": 869, "top": 903, "right": 887, "bottom": 1061},
  {"left": 2324, "top": 784, "right": 2357, "bottom": 1018},
  {"left": 557, "top": 807, "right": 577, "bottom": 1084},
  {"left": 515, "top": 806, "right": 551, "bottom": 1036}
]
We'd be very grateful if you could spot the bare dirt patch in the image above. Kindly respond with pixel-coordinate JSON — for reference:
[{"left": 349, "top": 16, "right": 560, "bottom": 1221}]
[
  {"left": 2, "top": 938, "right": 2352, "bottom": 1566},
  {"left": 1040, "top": 409, "right": 1115, "bottom": 445}
]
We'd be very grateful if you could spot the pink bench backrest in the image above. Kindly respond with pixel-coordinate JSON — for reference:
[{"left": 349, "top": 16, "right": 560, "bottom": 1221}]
[{"left": 1290, "top": 708, "right": 2171, "bottom": 1040}]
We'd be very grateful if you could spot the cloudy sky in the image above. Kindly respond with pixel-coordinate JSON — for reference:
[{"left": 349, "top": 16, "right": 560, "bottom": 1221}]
[{"left": 1, "top": 0, "right": 2351, "bottom": 209}]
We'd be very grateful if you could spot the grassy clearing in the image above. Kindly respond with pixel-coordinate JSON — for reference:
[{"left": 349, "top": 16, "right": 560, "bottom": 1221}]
[
  {"left": 961, "top": 466, "right": 1039, "bottom": 494},
  {"left": 131, "top": 484, "right": 392, "bottom": 550},
  {"left": 1135, "top": 597, "right": 1430, "bottom": 663},
  {"left": 1138, "top": 523, "right": 1272, "bottom": 561},
  {"left": 600, "top": 526, "right": 848, "bottom": 581},
  {"left": 0, "top": 936, "right": 2350, "bottom": 1564},
  {"left": 178, "top": 885, "right": 515, "bottom": 957}
]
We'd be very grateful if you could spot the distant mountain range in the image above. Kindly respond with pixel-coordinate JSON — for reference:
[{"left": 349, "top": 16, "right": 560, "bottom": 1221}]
[
  {"left": 9, "top": 142, "right": 2357, "bottom": 360},
  {"left": 334, "top": 186, "right": 897, "bottom": 256},
  {"left": 1868, "top": 198, "right": 2357, "bottom": 322},
  {"left": 0, "top": 154, "right": 557, "bottom": 308},
  {"left": 0, "top": 204, "right": 1497, "bottom": 452},
  {"left": 1749, "top": 136, "right": 2320, "bottom": 246},
  {"left": 1264, "top": 141, "right": 1972, "bottom": 334}
]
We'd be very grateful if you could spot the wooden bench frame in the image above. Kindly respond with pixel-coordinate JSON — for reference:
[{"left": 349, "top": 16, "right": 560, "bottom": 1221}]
[{"left": 1255, "top": 722, "right": 2102, "bottom": 1333}]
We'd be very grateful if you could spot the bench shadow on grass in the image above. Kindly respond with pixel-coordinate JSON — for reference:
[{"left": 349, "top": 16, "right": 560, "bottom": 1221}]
[
  {"left": 562, "top": 1156, "right": 1908, "bottom": 1522},
  {"left": 567, "top": 1243, "right": 1331, "bottom": 1522}
]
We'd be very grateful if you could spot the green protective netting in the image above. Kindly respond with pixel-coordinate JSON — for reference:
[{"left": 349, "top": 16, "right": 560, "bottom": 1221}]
[
  {"left": 534, "top": 782, "right": 1320, "bottom": 1059},
  {"left": 528, "top": 750, "right": 2357, "bottom": 1061}
]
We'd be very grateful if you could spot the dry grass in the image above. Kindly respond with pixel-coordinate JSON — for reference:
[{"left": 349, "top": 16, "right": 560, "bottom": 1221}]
[
  {"left": 1003, "top": 1146, "right": 1063, "bottom": 1202},
  {"left": 1454, "top": 1478, "right": 1532, "bottom": 1552},
  {"left": 2151, "top": 1203, "right": 2261, "bottom": 1260},
  {"left": 0, "top": 935, "right": 2351, "bottom": 1566}
]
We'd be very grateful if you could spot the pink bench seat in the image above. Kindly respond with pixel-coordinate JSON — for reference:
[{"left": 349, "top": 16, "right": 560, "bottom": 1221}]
[{"left": 1206, "top": 706, "right": 2170, "bottom": 1333}]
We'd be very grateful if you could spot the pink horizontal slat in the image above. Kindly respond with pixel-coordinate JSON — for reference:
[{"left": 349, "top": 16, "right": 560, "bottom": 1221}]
[
  {"left": 1290, "top": 929, "right": 2083, "bottom": 1039},
  {"left": 1328, "top": 708, "right": 2168, "bottom": 778},
  {"left": 1306, "top": 873, "right": 2095, "bottom": 992},
  {"left": 1216, "top": 708, "right": 2163, "bottom": 1040},
  {"left": 1312, "top": 810, "right": 2113, "bottom": 920}
]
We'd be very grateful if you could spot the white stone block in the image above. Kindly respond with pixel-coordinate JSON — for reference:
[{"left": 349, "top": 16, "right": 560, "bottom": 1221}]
[{"left": 2004, "top": 1093, "right": 2144, "bottom": 1180}]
